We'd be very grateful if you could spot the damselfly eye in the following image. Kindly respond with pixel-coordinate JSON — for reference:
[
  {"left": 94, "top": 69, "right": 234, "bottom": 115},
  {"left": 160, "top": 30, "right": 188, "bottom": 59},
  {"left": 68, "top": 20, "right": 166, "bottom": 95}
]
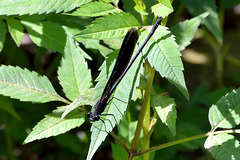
[{"left": 87, "top": 112, "right": 91, "bottom": 118}]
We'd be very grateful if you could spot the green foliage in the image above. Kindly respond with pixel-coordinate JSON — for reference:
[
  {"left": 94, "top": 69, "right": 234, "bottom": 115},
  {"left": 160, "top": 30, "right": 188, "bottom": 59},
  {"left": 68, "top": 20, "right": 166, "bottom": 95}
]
[
  {"left": 142, "top": 25, "right": 189, "bottom": 99},
  {"left": 21, "top": 21, "right": 67, "bottom": 53},
  {"left": 58, "top": 37, "right": 92, "bottom": 101},
  {"left": 75, "top": 13, "right": 141, "bottom": 39},
  {"left": 0, "top": 0, "right": 239, "bottom": 160},
  {"left": 61, "top": 91, "right": 94, "bottom": 119},
  {"left": 151, "top": 0, "right": 173, "bottom": 18},
  {"left": 0, "top": 65, "right": 65, "bottom": 103},
  {"left": 24, "top": 106, "right": 85, "bottom": 144},
  {"left": 151, "top": 94, "right": 177, "bottom": 136},
  {"left": 0, "top": 0, "right": 91, "bottom": 15},
  {"left": 180, "top": 0, "right": 222, "bottom": 43},
  {"left": 205, "top": 133, "right": 240, "bottom": 160},
  {"left": 203, "top": 88, "right": 240, "bottom": 159},
  {"left": 209, "top": 88, "right": 240, "bottom": 131},
  {"left": 170, "top": 12, "right": 209, "bottom": 51},
  {"left": 6, "top": 17, "right": 24, "bottom": 47},
  {"left": 87, "top": 49, "right": 143, "bottom": 160},
  {"left": 71, "top": 1, "right": 121, "bottom": 17}
]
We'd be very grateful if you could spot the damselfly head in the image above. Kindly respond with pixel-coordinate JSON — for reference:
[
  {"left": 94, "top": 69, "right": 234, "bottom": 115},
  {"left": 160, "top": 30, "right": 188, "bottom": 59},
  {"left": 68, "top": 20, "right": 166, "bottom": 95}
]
[{"left": 88, "top": 112, "right": 100, "bottom": 121}]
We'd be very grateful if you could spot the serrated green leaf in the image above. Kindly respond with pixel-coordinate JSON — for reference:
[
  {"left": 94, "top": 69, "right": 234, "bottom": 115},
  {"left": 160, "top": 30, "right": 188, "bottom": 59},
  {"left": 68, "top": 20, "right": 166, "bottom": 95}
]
[
  {"left": 24, "top": 106, "right": 85, "bottom": 144},
  {"left": 0, "top": 95, "right": 21, "bottom": 120},
  {"left": 64, "top": 28, "right": 93, "bottom": 60},
  {"left": 141, "top": 26, "right": 189, "bottom": 100},
  {"left": 0, "top": 0, "right": 91, "bottom": 16},
  {"left": 21, "top": 21, "right": 67, "bottom": 53},
  {"left": 87, "top": 49, "right": 143, "bottom": 160},
  {"left": 71, "top": 1, "right": 121, "bottom": 17},
  {"left": 170, "top": 13, "right": 209, "bottom": 51},
  {"left": 151, "top": 0, "right": 173, "bottom": 18},
  {"left": 58, "top": 37, "right": 92, "bottom": 101},
  {"left": 204, "top": 133, "right": 240, "bottom": 160},
  {"left": 6, "top": 17, "right": 24, "bottom": 47},
  {"left": 209, "top": 88, "right": 240, "bottom": 131},
  {"left": 61, "top": 89, "right": 94, "bottom": 119},
  {"left": 0, "top": 65, "right": 66, "bottom": 103},
  {"left": 0, "top": 20, "right": 7, "bottom": 52},
  {"left": 151, "top": 94, "right": 177, "bottom": 136},
  {"left": 75, "top": 13, "right": 141, "bottom": 39},
  {"left": 180, "top": 0, "right": 222, "bottom": 43}
]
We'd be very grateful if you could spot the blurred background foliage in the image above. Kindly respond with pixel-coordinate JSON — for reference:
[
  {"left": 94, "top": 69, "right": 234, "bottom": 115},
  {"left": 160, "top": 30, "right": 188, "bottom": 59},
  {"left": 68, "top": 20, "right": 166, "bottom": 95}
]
[{"left": 0, "top": 0, "right": 240, "bottom": 160}]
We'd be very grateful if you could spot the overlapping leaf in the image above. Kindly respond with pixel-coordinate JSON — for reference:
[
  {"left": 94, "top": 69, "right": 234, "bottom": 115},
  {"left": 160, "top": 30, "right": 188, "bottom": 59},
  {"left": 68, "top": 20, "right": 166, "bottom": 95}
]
[
  {"left": 0, "top": 0, "right": 91, "bottom": 15},
  {"left": 209, "top": 88, "right": 240, "bottom": 131},
  {"left": 205, "top": 133, "right": 240, "bottom": 160},
  {"left": 180, "top": 0, "right": 222, "bottom": 43},
  {"left": 75, "top": 13, "right": 140, "bottom": 39},
  {"left": 151, "top": 0, "right": 173, "bottom": 18},
  {"left": 21, "top": 21, "right": 67, "bottom": 53},
  {"left": 151, "top": 94, "right": 177, "bottom": 136},
  {"left": 87, "top": 49, "right": 143, "bottom": 160},
  {"left": 71, "top": 1, "right": 121, "bottom": 17},
  {"left": 141, "top": 26, "right": 189, "bottom": 100},
  {"left": 24, "top": 106, "right": 85, "bottom": 144},
  {"left": 58, "top": 37, "right": 92, "bottom": 101},
  {"left": 61, "top": 90, "right": 94, "bottom": 120},
  {"left": 170, "top": 12, "right": 209, "bottom": 51},
  {"left": 0, "top": 65, "right": 65, "bottom": 103},
  {"left": 6, "top": 17, "right": 24, "bottom": 47}
]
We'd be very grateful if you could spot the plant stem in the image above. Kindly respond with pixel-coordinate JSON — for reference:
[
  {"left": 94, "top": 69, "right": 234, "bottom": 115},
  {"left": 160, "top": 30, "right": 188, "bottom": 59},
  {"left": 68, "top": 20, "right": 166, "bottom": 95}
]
[
  {"left": 110, "top": 132, "right": 130, "bottom": 154},
  {"left": 133, "top": 129, "right": 240, "bottom": 157},
  {"left": 142, "top": 62, "right": 155, "bottom": 160},
  {"left": 130, "top": 60, "right": 155, "bottom": 158}
]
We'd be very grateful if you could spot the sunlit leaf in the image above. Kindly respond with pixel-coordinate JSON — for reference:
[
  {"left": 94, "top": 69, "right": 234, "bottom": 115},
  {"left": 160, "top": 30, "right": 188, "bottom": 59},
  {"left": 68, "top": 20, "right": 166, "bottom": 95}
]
[
  {"left": 0, "top": 0, "right": 91, "bottom": 15},
  {"left": 151, "top": 94, "right": 177, "bottom": 136},
  {"left": 151, "top": 0, "right": 173, "bottom": 18},
  {"left": 0, "top": 65, "right": 66, "bottom": 103},
  {"left": 141, "top": 25, "right": 189, "bottom": 100},
  {"left": 71, "top": 1, "right": 121, "bottom": 17},
  {"left": 75, "top": 13, "right": 140, "bottom": 39},
  {"left": 58, "top": 37, "right": 92, "bottom": 101},
  {"left": 209, "top": 88, "right": 240, "bottom": 131},
  {"left": 61, "top": 90, "right": 94, "bottom": 119},
  {"left": 170, "top": 12, "right": 209, "bottom": 51},
  {"left": 24, "top": 106, "right": 85, "bottom": 144},
  {"left": 205, "top": 133, "right": 240, "bottom": 160}
]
